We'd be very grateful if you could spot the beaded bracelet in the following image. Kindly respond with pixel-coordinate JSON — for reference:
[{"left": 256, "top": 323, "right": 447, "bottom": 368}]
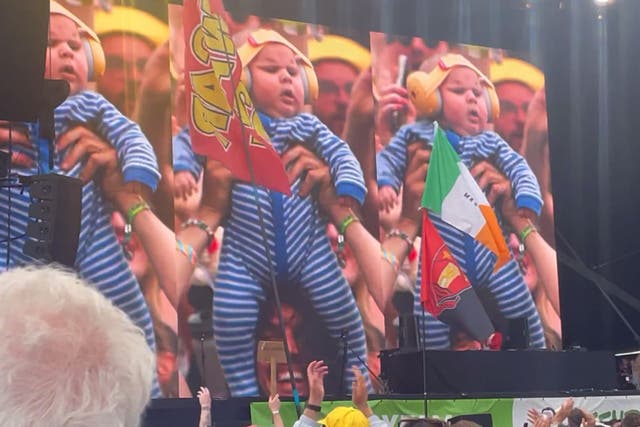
[
  {"left": 123, "top": 200, "right": 150, "bottom": 245},
  {"left": 337, "top": 210, "right": 359, "bottom": 268},
  {"left": 380, "top": 247, "right": 399, "bottom": 273},
  {"left": 176, "top": 239, "right": 197, "bottom": 267},
  {"left": 386, "top": 228, "right": 414, "bottom": 247},
  {"left": 181, "top": 218, "right": 215, "bottom": 246}
]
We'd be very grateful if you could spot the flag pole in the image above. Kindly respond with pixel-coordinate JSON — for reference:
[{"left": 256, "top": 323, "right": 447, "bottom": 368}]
[
  {"left": 421, "top": 307, "right": 428, "bottom": 418},
  {"left": 420, "top": 212, "right": 429, "bottom": 420},
  {"left": 217, "top": 9, "right": 303, "bottom": 417}
]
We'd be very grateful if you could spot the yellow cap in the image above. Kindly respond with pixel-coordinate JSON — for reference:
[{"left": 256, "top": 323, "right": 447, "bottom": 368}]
[
  {"left": 94, "top": 6, "right": 169, "bottom": 47},
  {"left": 318, "top": 406, "right": 368, "bottom": 427},
  {"left": 490, "top": 57, "right": 544, "bottom": 92},
  {"left": 307, "top": 35, "right": 370, "bottom": 72}
]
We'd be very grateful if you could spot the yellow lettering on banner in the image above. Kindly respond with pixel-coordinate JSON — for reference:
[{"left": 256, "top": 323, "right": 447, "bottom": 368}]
[
  {"left": 191, "top": 95, "right": 231, "bottom": 150},
  {"left": 191, "top": 70, "right": 231, "bottom": 114},
  {"left": 188, "top": 0, "right": 235, "bottom": 76},
  {"left": 190, "top": 21, "right": 235, "bottom": 77},
  {"left": 249, "top": 135, "right": 266, "bottom": 148},
  {"left": 199, "top": 0, "right": 212, "bottom": 14},
  {"left": 234, "top": 84, "right": 252, "bottom": 128},
  {"left": 191, "top": 26, "right": 210, "bottom": 65},
  {"left": 192, "top": 18, "right": 234, "bottom": 76},
  {"left": 202, "top": 16, "right": 235, "bottom": 76}
]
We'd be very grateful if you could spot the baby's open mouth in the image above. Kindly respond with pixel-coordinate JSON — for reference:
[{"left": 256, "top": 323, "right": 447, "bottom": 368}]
[
  {"left": 281, "top": 89, "right": 295, "bottom": 99},
  {"left": 60, "top": 65, "right": 75, "bottom": 76}
]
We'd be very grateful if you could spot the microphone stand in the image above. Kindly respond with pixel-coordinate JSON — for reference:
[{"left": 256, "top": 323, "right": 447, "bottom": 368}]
[
  {"left": 557, "top": 231, "right": 640, "bottom": 346},
  {"left": 201, "top": 331, "right": 207, "bottom": 389},
  {"left": 343, "top": 331, "right": 391, "bottom": 395},
  {"left": 339, "top": 329, "right": 348, "bottom": 398}
]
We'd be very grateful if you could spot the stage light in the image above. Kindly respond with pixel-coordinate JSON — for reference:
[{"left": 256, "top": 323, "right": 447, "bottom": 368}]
[{"left": 594, "top": 0, "right": 615, "bottom": 6}]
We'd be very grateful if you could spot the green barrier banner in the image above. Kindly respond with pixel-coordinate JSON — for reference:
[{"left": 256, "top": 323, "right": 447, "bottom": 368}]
[
  {"left": 250, "top": 398, "right": 514, "bottom": 426},
  {"left": 512, "top": 396, "right": 640, "bottom": 426}
]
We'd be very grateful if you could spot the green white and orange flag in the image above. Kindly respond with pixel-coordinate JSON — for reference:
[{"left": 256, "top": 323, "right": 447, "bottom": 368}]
[
  {"left": 421, "top": 124, "right": 511, "bottom": 271},
  {"left": 419, "top": 123, "right": 503, "bottom": 346}
]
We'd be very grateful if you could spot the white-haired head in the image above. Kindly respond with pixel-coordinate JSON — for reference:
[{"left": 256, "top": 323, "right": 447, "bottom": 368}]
[{"left": 0, "top": 265, "right": 155, "bottom": 427}]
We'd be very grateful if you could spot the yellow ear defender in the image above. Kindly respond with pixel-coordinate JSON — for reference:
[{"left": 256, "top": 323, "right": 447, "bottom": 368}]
[
  {"left": 49, "top": 1, "right": 105, "bottom": 81},
  {"left": 407, "top": 53, "right": 500, "bottom": 122}
]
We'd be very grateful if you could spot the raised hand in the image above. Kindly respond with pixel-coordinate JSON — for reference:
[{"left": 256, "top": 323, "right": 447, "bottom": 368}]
[
  {"left": 306, "top": 360, "right": 329, "bottom": 405},
  {"left": 268, "top": 393, "right": 281, "bottom": 413}
]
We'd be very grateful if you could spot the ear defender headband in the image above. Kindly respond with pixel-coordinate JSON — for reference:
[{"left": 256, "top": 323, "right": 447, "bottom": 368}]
[
  {"left": 407, "top": 53, "right": 500, "bottom": 122},
  {"left": 238, "top": 29, "right": 319, "bottom": 105},
  {"left": 49, "top": 1, "right": 106, "bottom": 81}
]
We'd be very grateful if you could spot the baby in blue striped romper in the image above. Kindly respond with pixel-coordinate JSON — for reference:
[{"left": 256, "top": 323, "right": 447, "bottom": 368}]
[
  {"left": 0, "top": 4, "right": 161, "bottom": 395},
  {"left": 196, "top": 29, "right": 370, "bottom": 396},
  {"left": 377, "top": 53, "right": 546, "bottom": 349}
]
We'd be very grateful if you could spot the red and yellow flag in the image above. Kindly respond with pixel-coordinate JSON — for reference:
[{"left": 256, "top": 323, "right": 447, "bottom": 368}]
[
  {"left": 420, "top": 212, "right": 472, "bottom": 317},
  {"left": 183, "top": 0, "right": 290, "bottom": 194},
  {"left": 420, "top": 209, "right": 496, "bottom": 343}
]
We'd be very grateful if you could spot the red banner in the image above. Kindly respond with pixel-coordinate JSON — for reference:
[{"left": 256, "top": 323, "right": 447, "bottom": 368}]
[
  {"left": 183, "top": 0, "right": 291, "bottom": 194},
  {"left": 420, "top": 211, "right": 471, "bottom": 317},
  {"left": 420, "top": 211, "right": 495, "bottom": 343}
]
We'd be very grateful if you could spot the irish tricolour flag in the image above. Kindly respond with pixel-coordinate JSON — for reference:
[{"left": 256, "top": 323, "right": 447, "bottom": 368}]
[{"left": 422, "top": 124, "right": 511, "bottom": 272}]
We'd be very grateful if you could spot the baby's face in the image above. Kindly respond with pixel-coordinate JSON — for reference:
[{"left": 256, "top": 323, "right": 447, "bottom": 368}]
[
  {"left": 45, "top": 15, "right": 88, "bottom": 95},
  {"left": 439, "top": 67, "right": 487, "bottom": 136},
  {"left": 248, "top": 43, "right": 305, "bottom": 118}
]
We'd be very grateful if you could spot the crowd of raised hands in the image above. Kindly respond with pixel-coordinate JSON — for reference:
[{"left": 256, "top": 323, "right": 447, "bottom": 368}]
[
  {"left": 527, "top": 398, "right": 596, "bottom": 427},
  {"left": 196, "top": 360, "right": 390, "bottom": 427}
]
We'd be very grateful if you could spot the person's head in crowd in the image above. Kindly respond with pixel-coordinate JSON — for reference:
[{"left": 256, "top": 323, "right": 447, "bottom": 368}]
[
  {"left": 0, "top": 265, "right": 155, "bottom": 427},
  {"left": 239, "top": 29, "right": 318, "bottom": 119},
  {"left": 372, "top": 33, "right": 448, "bottom": 76},
  {"left": 47, "top": 1, "right": 104, "bottom": 95},
  {"left": 490, "top": 57, "right": 544, "bottom": 151},
  {"left": 370, "top": 32, "right": 448, "bottom": 97},
  {"left": 254, "top": 289, "right": 339, "bottom": 398},
  {"left": 318, "top": 406, "right": 369, "bottom": 427},
  {"left": 307, "top": 35, "right": 370, "bottom": 136},
  {"left": 622, "top": 412, "right": 640, "bottom": 427},
  {"left": 407, "top": 53, "right": 498, "bottom": 137},
  {"left": 94, "top": 6, "right": 169, "bottom": 116},
  {"left": 449, "top": 421, "right": 481, "bottom": 427},
  {"left": 567, "top": 408, "right": 585, "bottom": 427}
]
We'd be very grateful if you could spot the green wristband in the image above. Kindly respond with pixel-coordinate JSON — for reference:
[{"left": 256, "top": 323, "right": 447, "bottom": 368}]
[
  {"left": 518, "top": 223, "right": 537, "bottom": 244},
  {"left": 339, "top": 210, "right": 359, "bottom": 235},
  {"left": 123, "top": 200, "right": 149, "bottom": 245}
]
